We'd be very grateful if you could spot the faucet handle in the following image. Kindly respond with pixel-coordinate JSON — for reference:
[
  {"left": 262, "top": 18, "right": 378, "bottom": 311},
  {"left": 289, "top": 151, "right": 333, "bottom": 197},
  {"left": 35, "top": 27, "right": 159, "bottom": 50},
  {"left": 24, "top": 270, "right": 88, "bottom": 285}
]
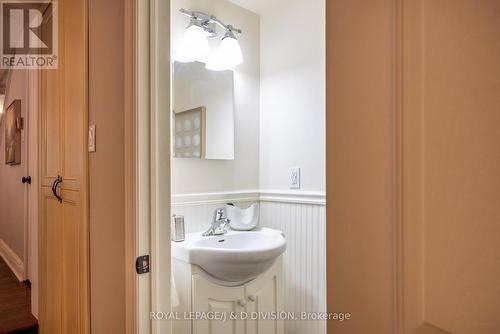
[
  {"left": 202, "top": 208, "right": 229, "bottom": 237},
  {"left": 223, "top": 218, "right": 230, "bottom": 230},
  {"left": 213, "top": 207, "right": 226, "bottom": 222}
]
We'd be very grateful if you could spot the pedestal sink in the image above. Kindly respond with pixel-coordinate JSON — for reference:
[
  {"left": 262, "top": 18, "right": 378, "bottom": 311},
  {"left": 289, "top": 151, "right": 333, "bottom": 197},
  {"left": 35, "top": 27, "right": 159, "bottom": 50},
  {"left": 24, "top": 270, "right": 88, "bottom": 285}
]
[{"left": 171, "top": 227, "right": 286, "bottom": 282}]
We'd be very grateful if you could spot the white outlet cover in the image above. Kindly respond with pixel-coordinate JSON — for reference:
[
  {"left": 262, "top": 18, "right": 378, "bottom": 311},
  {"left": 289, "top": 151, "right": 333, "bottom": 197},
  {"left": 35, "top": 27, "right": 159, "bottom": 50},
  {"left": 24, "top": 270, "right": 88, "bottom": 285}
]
[{"left": 289, "top": 167, "right": 300, "bottom": 189}]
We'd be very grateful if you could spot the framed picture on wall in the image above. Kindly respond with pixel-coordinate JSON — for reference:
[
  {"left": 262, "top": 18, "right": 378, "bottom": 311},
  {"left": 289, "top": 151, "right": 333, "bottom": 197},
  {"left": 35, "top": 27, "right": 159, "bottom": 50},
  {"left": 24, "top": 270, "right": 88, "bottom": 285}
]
[{"left": 4, "top": 99, "right": 22, "bottom": 165}]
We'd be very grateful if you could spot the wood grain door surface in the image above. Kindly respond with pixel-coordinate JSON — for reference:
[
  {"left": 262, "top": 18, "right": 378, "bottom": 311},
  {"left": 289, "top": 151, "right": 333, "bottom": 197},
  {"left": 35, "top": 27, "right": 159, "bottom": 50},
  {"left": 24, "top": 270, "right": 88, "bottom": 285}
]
[
  {"left": 327, "top": 1, "right": 500, "bottom": 333},
  {"left": 39, "top": 0, "right": 89, "bottom": 333}
]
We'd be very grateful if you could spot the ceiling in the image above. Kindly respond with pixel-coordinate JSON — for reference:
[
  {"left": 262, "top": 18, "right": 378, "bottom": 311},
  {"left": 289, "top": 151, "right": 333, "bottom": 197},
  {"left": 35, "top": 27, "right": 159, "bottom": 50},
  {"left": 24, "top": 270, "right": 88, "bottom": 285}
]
[{"left": 228, "top": 0, "right": 284, "bottom": 15}]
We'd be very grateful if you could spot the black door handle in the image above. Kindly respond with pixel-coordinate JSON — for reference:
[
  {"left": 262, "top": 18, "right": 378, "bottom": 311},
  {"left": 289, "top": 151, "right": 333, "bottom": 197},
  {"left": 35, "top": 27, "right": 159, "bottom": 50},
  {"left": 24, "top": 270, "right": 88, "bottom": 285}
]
[
  {"left": 52, "top": 175, "right": 63, "bottom": 203},
  {"left": 21, "top": 176, "right": 31, "bottom": 184}
]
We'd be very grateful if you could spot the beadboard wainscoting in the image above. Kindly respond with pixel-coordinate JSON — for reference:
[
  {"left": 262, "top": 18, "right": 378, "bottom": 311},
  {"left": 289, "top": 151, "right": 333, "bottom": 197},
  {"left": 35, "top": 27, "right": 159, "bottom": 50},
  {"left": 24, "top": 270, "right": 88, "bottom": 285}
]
[
  {"left": 171, "top": 191, "right": 326, "bottom": 334},
  {"left": 260, "top": 198, "right": 327, "bottom": 334}
]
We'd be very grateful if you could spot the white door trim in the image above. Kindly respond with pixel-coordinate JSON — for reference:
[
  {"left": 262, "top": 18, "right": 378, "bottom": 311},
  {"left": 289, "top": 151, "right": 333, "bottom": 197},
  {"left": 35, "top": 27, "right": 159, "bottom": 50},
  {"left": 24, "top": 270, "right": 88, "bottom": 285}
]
[
  {"left": 149, "top": 1, "right": 171, "bottom": 333},
  {"left": 23, "top": 70, "right": 29, "bottom": 283},
  {"left": 27, "top": 68, "right": 39, "bottom": 317},
  {"left": 125, "top": 1, "right": 171, "bottom": 333},
  {"left": 124, "top": 0, "right": 139, "bottom": 333}
]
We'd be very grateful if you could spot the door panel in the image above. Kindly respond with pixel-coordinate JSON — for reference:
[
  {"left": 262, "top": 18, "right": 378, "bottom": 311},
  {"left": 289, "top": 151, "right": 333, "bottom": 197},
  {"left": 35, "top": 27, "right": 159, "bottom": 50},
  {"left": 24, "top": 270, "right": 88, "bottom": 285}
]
[
  {"left": 61, "top": 190, "right": 82, "bottom": 333},
  {"left": 192, "top": 274, "right": 246, "bottom": 334},
  {"left": 326, "top": 0, "right": 396, "bottom": 333},
  {"left": 40, "top": 187, "right": 62, "bottom": 334},
  {"left": 39, "top": 0, "right": 88, "bottom": 333},
  {"left": 327, "top": 1, "right": 500, "bottom": 333},
  {"left": 408, "top": 1, "right": 500, "bottom": 333},
  {"left": 245, "top": 265, "right": 283, "bottom": 334},
  {"left": 40, "top": 61, "right": 60, "bottom": 186}
]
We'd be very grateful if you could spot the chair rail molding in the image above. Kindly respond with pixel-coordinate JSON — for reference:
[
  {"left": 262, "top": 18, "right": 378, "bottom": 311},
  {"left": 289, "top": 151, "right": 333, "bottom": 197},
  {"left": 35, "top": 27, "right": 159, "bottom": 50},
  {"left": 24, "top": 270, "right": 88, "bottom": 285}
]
[{"left": 172, "top": 190, "right": 326, "bottom": 206}]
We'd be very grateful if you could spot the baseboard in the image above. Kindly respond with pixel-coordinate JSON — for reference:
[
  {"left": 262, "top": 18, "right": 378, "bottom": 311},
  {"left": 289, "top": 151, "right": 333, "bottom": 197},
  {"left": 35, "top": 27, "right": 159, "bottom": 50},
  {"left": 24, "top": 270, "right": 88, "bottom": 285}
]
[
  {"left": 0, "top": 239, "right": 24, "bottom": 281},
  {"left": 172, "top": 190, "right": 326, "bottom": 206}
]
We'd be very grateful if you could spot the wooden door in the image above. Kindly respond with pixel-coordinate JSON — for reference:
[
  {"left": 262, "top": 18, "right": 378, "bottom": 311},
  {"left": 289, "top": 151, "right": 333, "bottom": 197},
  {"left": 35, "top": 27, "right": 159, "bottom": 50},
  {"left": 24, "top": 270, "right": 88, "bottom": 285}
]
[
  {"left": 327, "top": 1, "right": 500, "bottom": 333},
  {"left": 39, "top": 0, "right": 89, "bottom": 333},
  {"left": 399, "top": 1, "right": 500, "bottom": 333},
  {"left": 192, "top": 274, "right": 246, "bottom": 334}
]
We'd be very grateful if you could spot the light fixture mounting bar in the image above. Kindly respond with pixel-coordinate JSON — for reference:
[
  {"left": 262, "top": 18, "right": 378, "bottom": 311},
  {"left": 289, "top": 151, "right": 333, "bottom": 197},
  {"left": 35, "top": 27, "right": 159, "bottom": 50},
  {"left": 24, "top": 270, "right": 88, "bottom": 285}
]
[{"left": 179, "top": 8, "right": 242, "bottom": 35}]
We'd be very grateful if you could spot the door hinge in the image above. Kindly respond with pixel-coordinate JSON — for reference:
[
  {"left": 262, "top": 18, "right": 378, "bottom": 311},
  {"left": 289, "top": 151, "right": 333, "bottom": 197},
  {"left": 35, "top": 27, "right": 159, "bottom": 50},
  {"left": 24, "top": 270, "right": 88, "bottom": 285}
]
[{"left": 136, "top": 255, "right": 150, "bottom": 274}]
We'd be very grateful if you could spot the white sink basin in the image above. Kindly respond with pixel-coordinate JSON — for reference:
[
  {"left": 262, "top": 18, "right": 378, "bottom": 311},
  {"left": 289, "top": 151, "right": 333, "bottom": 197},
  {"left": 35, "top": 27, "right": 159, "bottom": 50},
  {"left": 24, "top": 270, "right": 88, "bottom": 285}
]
[{"left": 172, "top": 227, "right": 286, "bottom": 283}]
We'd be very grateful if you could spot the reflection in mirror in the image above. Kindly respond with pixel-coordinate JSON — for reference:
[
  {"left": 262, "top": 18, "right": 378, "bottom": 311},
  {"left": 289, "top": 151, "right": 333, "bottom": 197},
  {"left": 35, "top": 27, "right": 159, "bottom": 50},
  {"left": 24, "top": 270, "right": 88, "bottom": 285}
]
[{"left": 173, "top": 61, "right": 235, "bottom": 160}]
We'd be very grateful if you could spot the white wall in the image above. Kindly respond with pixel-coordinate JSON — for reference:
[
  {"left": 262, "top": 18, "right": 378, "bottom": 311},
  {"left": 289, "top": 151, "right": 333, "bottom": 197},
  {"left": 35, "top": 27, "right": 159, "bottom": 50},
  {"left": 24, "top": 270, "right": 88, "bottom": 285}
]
[
  {"left": 0, "top": 69, "right": 28, "bottom": 277},
  {"left": 248, "top": 2, "right": 327, "bottom": 334},
  {"left": 171, "top": 0, "right": 260, "bottom": 194},
  {"left": 259, "top": 0, "right": 325, "bottom": 192}
]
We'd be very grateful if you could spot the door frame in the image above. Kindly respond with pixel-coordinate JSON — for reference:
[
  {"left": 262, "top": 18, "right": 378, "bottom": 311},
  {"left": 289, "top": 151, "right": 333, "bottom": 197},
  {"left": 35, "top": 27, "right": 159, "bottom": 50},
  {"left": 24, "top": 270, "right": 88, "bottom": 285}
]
[
  {"left": 26, "top": 68, "right": 39, "bottom": 316},
  {"left": 23, "top": 69, "right": 29, "bottom": 282},
  {"left": 125, "top": 0, "right": 171, "bottom": 333}
]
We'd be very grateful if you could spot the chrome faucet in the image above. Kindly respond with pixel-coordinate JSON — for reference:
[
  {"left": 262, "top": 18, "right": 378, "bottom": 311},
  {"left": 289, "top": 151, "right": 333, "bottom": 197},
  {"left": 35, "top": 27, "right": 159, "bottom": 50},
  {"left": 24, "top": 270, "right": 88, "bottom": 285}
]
[{"left": 202, "top": 208, "right": 230, "bottom": 236}]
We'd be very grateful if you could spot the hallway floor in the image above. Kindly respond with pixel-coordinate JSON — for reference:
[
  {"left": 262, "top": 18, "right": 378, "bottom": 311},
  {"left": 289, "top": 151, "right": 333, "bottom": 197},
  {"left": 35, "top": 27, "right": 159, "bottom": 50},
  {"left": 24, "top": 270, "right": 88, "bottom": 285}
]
[{"left": 0, "top": 258, "right": 37, "bottom": 334}]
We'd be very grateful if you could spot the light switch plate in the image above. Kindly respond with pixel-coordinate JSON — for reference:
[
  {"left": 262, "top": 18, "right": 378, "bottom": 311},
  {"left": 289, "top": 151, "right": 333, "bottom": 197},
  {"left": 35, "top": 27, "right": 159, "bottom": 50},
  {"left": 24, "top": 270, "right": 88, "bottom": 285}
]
[
  {"left": 88, "top": 125, "right": 96, "bottom": 152},
  {"left": 289, "top": 167, "right": 300, "bottom": 189}
]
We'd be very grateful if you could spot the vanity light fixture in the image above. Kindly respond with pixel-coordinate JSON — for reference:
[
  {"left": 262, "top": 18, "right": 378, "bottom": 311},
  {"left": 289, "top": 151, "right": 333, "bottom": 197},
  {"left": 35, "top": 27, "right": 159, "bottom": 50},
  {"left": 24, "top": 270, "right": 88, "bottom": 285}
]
[
  {"left": 178, "top": 8, "right": 243, "bottom": 70},
  {"left": 175, "top": 18, "right": 211, "bottom": 62},
  {"left": 206, "top": 29, "right": 243, "bottom": 70}
]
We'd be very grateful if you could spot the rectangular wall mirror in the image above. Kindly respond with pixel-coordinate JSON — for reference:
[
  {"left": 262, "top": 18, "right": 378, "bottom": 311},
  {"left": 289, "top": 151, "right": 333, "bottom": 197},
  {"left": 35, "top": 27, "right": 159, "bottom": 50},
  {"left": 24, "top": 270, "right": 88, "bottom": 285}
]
[{"left": 173, "top": 61, "right": 235, "bottom": 160}]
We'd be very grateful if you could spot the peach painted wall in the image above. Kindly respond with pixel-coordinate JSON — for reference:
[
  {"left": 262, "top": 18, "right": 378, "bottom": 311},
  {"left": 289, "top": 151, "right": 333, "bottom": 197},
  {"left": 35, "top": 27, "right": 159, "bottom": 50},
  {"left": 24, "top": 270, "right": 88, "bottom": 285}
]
[
  {"left": 326, "top": 0, "right": 396, "bottom": 333},
  {"left": 89, "top": 0, "right": 126, "bottom": 332}
]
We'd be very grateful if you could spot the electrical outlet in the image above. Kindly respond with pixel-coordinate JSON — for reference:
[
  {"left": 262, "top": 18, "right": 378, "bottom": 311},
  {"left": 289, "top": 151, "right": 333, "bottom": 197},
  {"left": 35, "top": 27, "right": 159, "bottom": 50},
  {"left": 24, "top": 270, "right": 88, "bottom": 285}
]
[{"left": 289, "top": 167, "right": 300, "bottom": 189}]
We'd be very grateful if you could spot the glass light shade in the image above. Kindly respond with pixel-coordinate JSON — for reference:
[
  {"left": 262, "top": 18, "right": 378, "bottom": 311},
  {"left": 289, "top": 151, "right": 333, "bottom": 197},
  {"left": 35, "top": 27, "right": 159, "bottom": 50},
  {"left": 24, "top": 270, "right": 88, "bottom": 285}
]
[
  {"left": 206, "top": 35, "right": 243, "bottom": 71},
  {"left": 176, "top": 24, "right": 210, "bottom": 62},
  {"left": 205, "top": 52, "right": 226, "bottom": 71}
]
